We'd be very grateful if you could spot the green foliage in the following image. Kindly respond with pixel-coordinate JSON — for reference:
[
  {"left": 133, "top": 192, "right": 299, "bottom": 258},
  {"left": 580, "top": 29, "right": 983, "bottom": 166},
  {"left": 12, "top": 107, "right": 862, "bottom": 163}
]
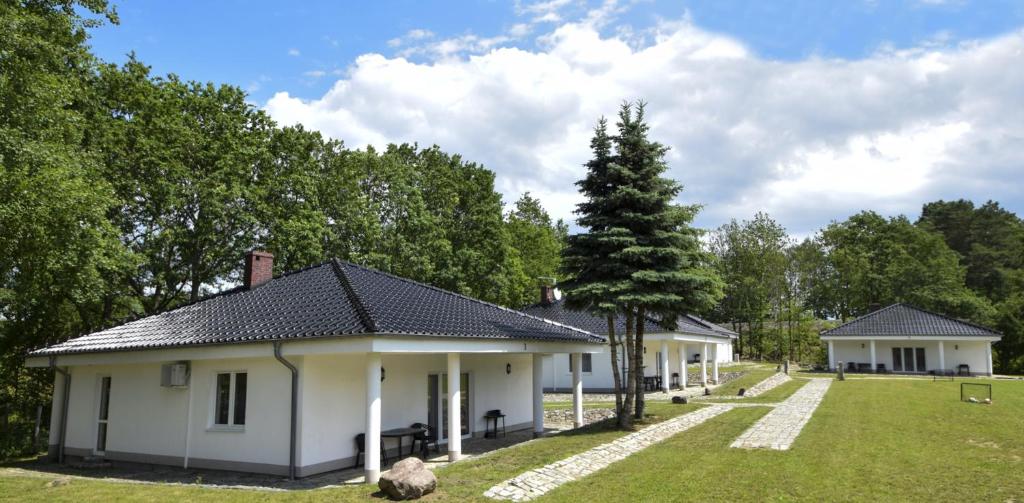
[
  {"left": 0, "top": 0, "right": 125, "bottom": 459},
  {"left": 710, "top": 213, "right": 790, "bottom": 358},
  {"left": 811, "top": 211, "right": 991, "bottom": 322},
  {"left": 505, "top": 193, "right": 567, "bottom": 308}
]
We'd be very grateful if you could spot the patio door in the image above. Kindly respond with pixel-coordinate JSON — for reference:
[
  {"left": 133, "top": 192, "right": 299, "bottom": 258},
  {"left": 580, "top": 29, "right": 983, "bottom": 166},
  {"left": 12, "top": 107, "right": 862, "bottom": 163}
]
[
  {"left": 95, "top": 376, "right": 111, "bottom": 454},
  {"left": 892, "top": 347, "right": 927, "bottom": 372},
  {"left": 428, "top": 373, "right": 469, "bottom": 441}
]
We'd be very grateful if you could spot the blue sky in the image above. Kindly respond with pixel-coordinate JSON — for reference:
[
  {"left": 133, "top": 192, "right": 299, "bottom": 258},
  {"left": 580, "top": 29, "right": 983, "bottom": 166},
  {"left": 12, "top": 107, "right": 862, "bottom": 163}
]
[
  {"left": 85, "top": 1, "right": 1024, "bottom": 235},
  {"left": 90, "top": 1, "right": 1024, "bottom": 103}
]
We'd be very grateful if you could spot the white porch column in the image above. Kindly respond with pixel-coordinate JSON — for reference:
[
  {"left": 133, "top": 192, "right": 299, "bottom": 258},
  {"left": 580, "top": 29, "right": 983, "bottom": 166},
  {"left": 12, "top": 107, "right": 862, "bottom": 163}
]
[
  {"left": 532, "top": 353, "right": 545, "bottom": 437},
  {"left": 660, "top": 341, "right": 670, "bottom": 392},
  {"left": 869, "top": 340, "right": 877, "bottom": 372},
  {"left": 678, "top": 343, "right": 688, "bottom": 388},
  {"left": 447, "top": 353, "right": 461, "bottom": 461},
  {"left": 700, "top": 343, "right": 708, "bottom": 386},
  {"left": 986, "top": 343, "right": 993, "bottom": 376},
  {"left": 48, "top": 370, "right": 67, "bottom": 460},
  {"left": 365, "top": 352, "right": 382, "bottom": 483},
  {"left": 572, "top": 353, "right": 583, "bottom": 428},
  {"left": 712, "top": 344, "right": 720, "bottom": 384},
  {"left": 828, "top": 341, "right": 835, "bottom": 371},
  {"left": 938, "top": 341, "right": 945, "bottom": 372}
]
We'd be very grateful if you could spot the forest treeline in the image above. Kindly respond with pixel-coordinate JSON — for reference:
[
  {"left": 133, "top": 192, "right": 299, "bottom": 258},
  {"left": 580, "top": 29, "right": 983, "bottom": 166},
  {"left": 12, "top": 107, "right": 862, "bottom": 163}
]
[{"left": 709, "top": 204, "right": 1024, "bottom": 373}]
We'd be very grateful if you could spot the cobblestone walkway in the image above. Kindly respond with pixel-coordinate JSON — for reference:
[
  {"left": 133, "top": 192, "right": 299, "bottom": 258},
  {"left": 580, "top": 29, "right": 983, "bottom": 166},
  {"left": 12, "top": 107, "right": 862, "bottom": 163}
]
[
  {"left": 484, "top": 405, "right": 735, "bottom": 501},
  {"left": 729, "top": 378, "right": 831, "bottom": 450}
]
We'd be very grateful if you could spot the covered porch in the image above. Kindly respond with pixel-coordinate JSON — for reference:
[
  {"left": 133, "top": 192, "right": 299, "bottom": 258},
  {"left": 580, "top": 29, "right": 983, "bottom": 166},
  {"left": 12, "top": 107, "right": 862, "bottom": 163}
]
[
  {"left": 356, "top": 338, "right": 598, "bottom": 484},
  {"left": 642, "top": 335, "right": 732, "bottom": 392},
  {"left": 824, "top": 337, "right": 994, "bottom": 376}
]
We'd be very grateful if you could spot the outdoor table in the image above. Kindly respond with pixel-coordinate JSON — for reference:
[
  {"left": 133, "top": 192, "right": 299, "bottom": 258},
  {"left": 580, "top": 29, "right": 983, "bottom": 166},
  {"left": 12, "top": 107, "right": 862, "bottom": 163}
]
[
  {"left": 382, "top": 427, "right": 425, "bottom": 458},
  {"left": 643, "top": 376, "right": 661, "bottom": 391}
]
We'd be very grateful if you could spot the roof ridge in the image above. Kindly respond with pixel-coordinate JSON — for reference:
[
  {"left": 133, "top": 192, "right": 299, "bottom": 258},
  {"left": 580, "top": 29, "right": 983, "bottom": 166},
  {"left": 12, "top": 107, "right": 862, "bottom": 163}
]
[
  {"left": 330, "top": 259, "right": 378, "bottom": 333},
  {"left": 333, "top": 260, "right": 600, "bottom": 338}
]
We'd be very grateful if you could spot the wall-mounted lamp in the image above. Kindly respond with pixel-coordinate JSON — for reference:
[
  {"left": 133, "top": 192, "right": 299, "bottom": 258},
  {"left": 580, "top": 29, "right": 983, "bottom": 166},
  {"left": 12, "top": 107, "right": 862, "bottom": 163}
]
[
  {"left": 861, "top": 343, "right": 865, "bottom": 348},
  {"left": 381, "top": 367, "right": 386, "bottom": 382},
  {"left": 506, "top": 363, "right": 512, "bottom": 375},
  {"left": 955, "top": 345, "right": 959, "bottom": 350}
]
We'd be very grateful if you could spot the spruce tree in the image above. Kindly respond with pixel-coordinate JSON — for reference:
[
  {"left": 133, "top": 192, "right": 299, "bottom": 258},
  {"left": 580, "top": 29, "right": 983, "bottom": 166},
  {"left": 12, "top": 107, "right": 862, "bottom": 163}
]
[
  {"left": 611, "top": 102, "right": 723, "bottom": 419},
  {"left": 561, "top": 118, "right": 636, "bottom": 428}
]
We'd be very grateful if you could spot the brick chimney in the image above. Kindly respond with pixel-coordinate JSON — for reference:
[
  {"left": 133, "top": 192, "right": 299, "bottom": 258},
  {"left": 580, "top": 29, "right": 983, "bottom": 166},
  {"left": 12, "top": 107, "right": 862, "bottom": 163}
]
[
  {"left": 540, "top": 285, "right": 556, "bottom": 306},
  {"left": 244, "top": 251, "right": 274, "bottom": 289}
]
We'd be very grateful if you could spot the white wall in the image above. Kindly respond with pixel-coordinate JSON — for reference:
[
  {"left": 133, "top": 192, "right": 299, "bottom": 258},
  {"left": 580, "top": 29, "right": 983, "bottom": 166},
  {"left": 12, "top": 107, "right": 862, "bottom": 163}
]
[
  {"left": 544, "top": 340, "right": 731, "bottom": 391},
  {"left": 831, "top": 339, "right": 991, "bottom": 374},
  {"left": 57, "top": 350, "right": 541, "bottom": 476}
]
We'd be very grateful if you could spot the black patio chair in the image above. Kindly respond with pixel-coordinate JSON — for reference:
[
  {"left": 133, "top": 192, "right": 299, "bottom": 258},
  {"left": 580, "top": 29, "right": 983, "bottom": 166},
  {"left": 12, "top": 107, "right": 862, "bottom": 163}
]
[
  {"left": 354, "top": 433, "right": 388, "bottom": 468},
  {"left": 847, "top": 361, "right": 858, "bottom": 373},
  {"left": 410, "top": 423, "right": 439, "bottom": 458},
  {"left": 876, "top": 363, "right": 886, "bottom": 373}
]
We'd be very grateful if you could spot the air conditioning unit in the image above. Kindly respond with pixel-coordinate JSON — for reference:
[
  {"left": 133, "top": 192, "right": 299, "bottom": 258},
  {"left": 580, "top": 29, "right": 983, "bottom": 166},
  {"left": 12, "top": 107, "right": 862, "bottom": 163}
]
[{"left": 161, "top": 362, "right": 190, "bottom": 388}]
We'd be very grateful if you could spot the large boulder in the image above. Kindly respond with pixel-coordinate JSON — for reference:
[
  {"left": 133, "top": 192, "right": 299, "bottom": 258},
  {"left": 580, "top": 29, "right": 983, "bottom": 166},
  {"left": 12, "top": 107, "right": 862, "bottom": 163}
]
[{"left": 378, "top": 457, "right": 437, "bottom": 500}]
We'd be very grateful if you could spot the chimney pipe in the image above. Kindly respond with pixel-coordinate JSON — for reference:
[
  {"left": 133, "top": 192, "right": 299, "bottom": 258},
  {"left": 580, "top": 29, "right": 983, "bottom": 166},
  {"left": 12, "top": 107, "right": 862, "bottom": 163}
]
[{"left": 244, "top": 251, "right": 274, "bottom": 289}]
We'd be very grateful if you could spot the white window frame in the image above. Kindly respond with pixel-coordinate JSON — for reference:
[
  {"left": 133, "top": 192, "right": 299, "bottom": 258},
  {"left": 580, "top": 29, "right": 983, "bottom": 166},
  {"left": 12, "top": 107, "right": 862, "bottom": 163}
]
[
  {"left": 208, "top": 370, "right": 247, "bottom": 432},
  {"left": 93, "top": 374, "right": 112, "bottom": 455},
  {"left": 567, "top": 353, "right": 593, "bottom": 375}
]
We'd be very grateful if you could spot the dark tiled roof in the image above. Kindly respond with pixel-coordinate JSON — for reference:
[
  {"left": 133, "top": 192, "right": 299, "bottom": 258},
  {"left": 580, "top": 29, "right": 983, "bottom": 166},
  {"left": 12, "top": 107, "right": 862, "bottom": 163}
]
[
  {"left": 32, "top": 260, "right": 603, "bottom": 356},
  {"left": 820, "top": 303, "right": 1001, "bottom": 338},
  {"left": 523, "top": 299, "right": 733, "bottom": 340}
]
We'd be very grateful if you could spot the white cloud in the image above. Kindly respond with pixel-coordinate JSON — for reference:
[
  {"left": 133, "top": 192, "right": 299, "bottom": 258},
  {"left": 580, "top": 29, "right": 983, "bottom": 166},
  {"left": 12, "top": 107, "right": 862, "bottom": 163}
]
[
  {"left": 288, "top": 48, "right": 301, "bottom": 57},
  {"left": 303, "top": 70, "right": 326, "bottom": 78},
  {"left": 264, "top": 18, "right": 1024, "bottom": 235}
]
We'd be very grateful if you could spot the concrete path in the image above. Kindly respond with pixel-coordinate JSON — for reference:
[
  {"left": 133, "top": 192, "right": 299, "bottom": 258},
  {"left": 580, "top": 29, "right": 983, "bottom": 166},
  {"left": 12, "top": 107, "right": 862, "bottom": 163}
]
[
  {"left": 730, "top": 378, "right": 831, "bottom": 450},
  {"left": 484, "top": 404, "right": 735, "bottom": 501}
]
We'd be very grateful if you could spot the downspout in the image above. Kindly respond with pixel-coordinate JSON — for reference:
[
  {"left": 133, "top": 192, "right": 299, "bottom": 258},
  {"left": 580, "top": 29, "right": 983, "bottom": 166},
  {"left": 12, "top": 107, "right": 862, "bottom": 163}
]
[
  {"left": 48, "top": 356, "right": 70, "bottom": 464},
  {"left": 272, "top": 342, "right": 298, "bottom": 480}
]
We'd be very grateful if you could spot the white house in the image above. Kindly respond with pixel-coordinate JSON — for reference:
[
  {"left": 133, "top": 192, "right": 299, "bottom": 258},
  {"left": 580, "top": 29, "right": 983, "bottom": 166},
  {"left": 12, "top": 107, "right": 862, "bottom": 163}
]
[
  {"left": 821, "top": 303, "right": 1001, "bottom": 376},
  {"left": 26, "top": 252, "right": 604, "bottom": 483},
  {"left": 523, "top": 287, "right": 737, "bottom": 393}
]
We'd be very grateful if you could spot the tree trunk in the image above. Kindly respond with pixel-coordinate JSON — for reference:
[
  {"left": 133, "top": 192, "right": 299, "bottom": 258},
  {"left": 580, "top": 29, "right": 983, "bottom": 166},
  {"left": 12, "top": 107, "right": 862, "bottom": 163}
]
[
  {"left": 633, "top": 306, "right": 647, "bottom": 420},
  {"left": 620, "top": 311, "right": 635, "bottom": 430},
  {"left": 606, "top": 315, "right": 624, "bottom": 420}
]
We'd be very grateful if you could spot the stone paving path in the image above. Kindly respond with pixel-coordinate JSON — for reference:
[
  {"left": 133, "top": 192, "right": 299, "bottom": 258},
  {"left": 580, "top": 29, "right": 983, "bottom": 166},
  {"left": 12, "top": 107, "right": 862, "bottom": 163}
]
[
  {"left": 484, "top": 405, "right": 735, "bottom": 501},
  {"left": 730, "top": 378, "right": 831, "bottom": 450}
]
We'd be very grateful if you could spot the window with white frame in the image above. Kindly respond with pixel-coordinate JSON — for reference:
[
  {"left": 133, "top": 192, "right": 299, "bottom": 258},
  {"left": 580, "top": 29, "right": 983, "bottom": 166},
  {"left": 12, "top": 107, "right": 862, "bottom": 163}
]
[
  {"left": 214, "top": 372, "right": 247, "bottom": 427},
  {"left": 569, "top": 353, "right": 593, "bottom": 373}
]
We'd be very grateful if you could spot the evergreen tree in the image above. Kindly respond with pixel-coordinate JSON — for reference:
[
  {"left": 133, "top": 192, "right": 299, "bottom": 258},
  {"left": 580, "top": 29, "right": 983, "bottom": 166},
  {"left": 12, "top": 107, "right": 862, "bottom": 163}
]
[
  {"left": 610, "top": 102, "right": 723, "bottom": 419},
  {"left": 561, "top": 117, "right": 634, "bottom": 426},
  {"left": 563, "top": 102, "right": 723, "bottom": 424}
]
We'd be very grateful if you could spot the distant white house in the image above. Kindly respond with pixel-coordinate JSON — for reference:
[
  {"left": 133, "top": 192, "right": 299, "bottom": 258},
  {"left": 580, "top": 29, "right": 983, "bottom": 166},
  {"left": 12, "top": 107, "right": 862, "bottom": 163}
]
[
  {"left": 820, "top": 303, "right": 1000, "bottom": 376},
  {"left": 523, "top": 287, "right": 737, "bottom": 393},
  {"left": 26, "top": 253, "right": 604, "bottom": 483}
]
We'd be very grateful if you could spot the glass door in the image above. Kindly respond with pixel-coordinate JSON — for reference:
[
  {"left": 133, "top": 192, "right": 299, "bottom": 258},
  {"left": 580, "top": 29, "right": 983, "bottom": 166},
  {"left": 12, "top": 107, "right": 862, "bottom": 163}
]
[
  {"left": 915, "top": 347, "right": 927, "bottom": 372},
  {"left": 434, "top": 373, "right": 470, "bottom": 441},
  {"left": 892, "top": 348, "right": 903, "bottom": 371},
  {"left": 903, "top": 348, "right": 915, "bottom": 372},
  {"left": 95, "top": 376, "right": 111, "bottom": 454}
]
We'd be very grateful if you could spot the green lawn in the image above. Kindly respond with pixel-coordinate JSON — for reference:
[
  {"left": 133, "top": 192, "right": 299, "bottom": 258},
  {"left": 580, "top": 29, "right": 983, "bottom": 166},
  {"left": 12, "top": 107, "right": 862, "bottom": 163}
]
[
  {"left": 543, "top": 378, "right": 1024, "bottom": 502},
  {"left": 707, "top": 365, "right": 778, "bottom": 396},
  {"left": 5, "top": 377, "right": 1022, "bottom": 502},
  {"left": 0, "top": 403, "right": 704, "bottom": 502},
  {"left": 703, "top": 376, "right": 809, "bottom": 404}
]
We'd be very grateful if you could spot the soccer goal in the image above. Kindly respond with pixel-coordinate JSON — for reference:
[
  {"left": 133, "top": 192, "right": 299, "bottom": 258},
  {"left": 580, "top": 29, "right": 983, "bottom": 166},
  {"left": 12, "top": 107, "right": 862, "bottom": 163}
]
[{"left": 960, "top": 382, "right": 992, "bottom": 403}]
